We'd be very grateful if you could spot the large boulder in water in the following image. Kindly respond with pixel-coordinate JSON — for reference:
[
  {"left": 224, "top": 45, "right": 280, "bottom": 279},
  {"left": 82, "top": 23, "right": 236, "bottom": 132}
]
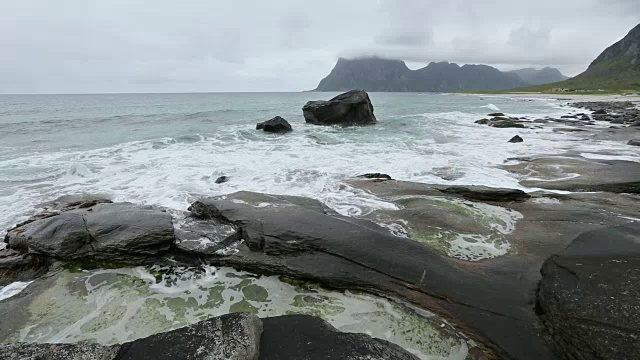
[
  {"left": 256, "top": 116, "right": 293, "bottom": 133},
  {"left": 303, "top": 90, "right": 377, "bottom": 126},
  {"left": 537, "top": 223, "right": 640, "bottom": 359}
]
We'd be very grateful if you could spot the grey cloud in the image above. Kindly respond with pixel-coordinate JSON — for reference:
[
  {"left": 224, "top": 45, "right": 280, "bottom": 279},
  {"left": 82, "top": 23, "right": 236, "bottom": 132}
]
[{"left": 0, "top": 0, "right": 638, "bottom": 93}]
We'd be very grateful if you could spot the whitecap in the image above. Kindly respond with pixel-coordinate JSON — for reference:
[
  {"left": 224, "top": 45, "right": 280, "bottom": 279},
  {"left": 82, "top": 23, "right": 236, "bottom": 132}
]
[
  {"left": 0, "top": 281, "right": 33, "bottom": 301},
  {"left": 480, "top": 104, "right": 500, "bottom": 111}
]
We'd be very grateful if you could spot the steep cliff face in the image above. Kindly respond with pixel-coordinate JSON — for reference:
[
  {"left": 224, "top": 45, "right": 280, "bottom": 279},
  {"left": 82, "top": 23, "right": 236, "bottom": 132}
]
[
  {"left": 315, "top": 58, "right": 413, "bottom": 92},
  {"left": 314, "top": 58, "right": 529, "bottom": 92},
  {"left": 554, "top": 23, "right": 640, "bottom": 90},
  {"left": 589, "top": 24, "right": 640, "bottom": 70},
  {"left": 508, "top": 67, "right": 569, "bottom": 85}
]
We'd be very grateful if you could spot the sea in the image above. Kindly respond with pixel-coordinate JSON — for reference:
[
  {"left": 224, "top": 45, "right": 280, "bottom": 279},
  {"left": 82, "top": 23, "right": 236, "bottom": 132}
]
[
  {"left": 1, "top": 92, "right": 638, "bottom": 237},
  {"left": 1, "top": 92, "right": 639, "bottom": 358}
]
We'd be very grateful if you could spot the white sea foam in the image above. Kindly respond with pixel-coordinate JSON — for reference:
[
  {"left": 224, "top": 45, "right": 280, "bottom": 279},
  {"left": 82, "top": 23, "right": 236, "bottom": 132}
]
[
  {"left": 0, "top": 94, "right": 638, "bottom": 237},
  {"left": 480, "top": 104, "right": 500, "bottom": 111},
  {"left": 0, "top": 281, "right": 33, "bottom": 301}
]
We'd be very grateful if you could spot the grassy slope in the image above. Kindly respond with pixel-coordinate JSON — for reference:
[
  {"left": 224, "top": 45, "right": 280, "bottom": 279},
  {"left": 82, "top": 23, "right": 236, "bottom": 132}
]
[{"left": 512, "top": 56, "right": 640, "bottom": 93}]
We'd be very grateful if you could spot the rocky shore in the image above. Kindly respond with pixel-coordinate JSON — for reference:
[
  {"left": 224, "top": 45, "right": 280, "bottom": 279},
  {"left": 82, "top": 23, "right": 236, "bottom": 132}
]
[{"left": 1, "top": 96, "right": 639, "bottom": 359}]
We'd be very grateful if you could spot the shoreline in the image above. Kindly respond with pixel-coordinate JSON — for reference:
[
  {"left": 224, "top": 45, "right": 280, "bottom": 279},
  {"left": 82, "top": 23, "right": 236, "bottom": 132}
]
[{"left": 1, "top": 97, "right": 639, "bottom": 359}]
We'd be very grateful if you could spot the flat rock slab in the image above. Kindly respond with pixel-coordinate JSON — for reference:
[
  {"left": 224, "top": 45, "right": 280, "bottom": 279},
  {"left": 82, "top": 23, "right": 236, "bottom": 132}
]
[
  {"left": 538, "top": 224, "right": 640, "bottom": 359},
  {"left": 503, "top": 156, "right": 640, "bottom": 193},
  {"left": 174, "top": 213, "right": 241, "bottom": 255},
  {"left": 5, "top": 202, "right": 174, "bottom": 263},
  {"left": 191, "top": 191, "right": 554, "bottom": 360},
  {"left": 347, "top": 179, "right": 531, "bottom": 202},
  {"left": 348, "top": 179, "right": 639, "bottom": 281}
]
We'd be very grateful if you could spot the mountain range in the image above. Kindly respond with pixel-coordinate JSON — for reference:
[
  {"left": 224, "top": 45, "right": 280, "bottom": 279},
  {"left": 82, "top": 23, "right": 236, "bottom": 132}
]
[
  {"left": 507, "top": 67, "right": 569, "bottom": 86},
  {"left": 315, "top": 23, "right": 640, "bottom": 92},
  {"left": 314, "top": 57, "right": 568, "bottom": 92},
  {"left": 532, "top": 23, "right": 640, "bottom": 90}
]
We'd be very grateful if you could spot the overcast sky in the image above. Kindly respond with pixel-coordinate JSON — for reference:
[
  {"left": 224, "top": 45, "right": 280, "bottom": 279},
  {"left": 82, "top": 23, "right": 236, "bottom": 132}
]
[{"left": 1, "top": 0, "right": 639, "bottom": 93}]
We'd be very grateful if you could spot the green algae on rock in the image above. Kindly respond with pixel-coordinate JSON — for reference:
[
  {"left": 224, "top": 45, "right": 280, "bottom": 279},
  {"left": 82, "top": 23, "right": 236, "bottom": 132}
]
[
  {"left": 0, "top": 265, "right": 472, "bottom": 360},
  {"left": 368, "top": 196, "right": 521, "bottom": 261}
]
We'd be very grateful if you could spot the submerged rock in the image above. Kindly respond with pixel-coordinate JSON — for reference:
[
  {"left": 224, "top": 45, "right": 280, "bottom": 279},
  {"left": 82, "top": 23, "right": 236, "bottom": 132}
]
[
  {"left": 260, "top": 315, "right": 420, "bottom": 360},
  {"left": 0, "top": 313, "right": 262, "bottom": 360},
  {"left": 0, "top": 264, "right": 464, "bottom": 359},
  {"left": 628, "top": 139, "right": 640, "bottom": 146},
  {"left": 488, "top": 112, "right": 505, "bottom": 117},
  {"left": 256, "top": 116, "right": 293, "bottom": 133},
  {"left": 508, "top": 135, "right": 524, "bottom": 143},
  {"left": 303, "top": 90, "right": 377, "bottom": 126},
  {"left": 475, "top": 117, "right": 526, "bottom": 128},
  {"left": 538, "top": 223, "right": 640, "bottom": 360}
]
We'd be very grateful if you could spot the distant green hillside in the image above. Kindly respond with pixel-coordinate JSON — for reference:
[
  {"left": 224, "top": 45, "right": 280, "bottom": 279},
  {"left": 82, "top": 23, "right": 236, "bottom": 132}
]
[{"left": 521, "top": 24, "right": 640, "bottom": 92}]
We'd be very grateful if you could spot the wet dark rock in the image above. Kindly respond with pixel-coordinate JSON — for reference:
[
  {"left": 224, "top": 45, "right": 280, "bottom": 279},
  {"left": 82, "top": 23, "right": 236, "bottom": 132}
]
[
  {"left": 43, "top": 194, "right": 113, "bottom": 211},
  {"left": 5, "top": 203, "right": 174, "bottom": 263},
  {"left": 629, "top": 139, "right": 640, "bottom": 146},
  {"left": 174, "top": 214, "right": 241, "bottom": 255},
  {"left": 490, "top": 119, "right": 526, "bottom": 128},
  {"left": 215, "top": 175, "right": 229, "bottom": 184},
  {"left": 593, "top": 109, "right": 607, "bottom": 115},
  {"left": 538, "top": 223, "right": 640, "bottom": 360},
  {"left": 476, "top": 117, "right": 526, "bottom": 128},
  {"left": 438, "top": 185, "right": 531, "bottom": 202},
  {"left": 191, "top": 191, "right": 551, "bottom": 359},
  {"left": 488, "top": 112, "right": 505, "bottom": 117},
  {"left": 0, "top": 249, "right": 47, "bottom": 286},
  {"left": 580, "top": 115, "right": 590, "bottom": 121},
  {"left": 357, "top": 173, "right": 393, "bottom": 180},
  {"left": 552, "top": 128, "right": 586, "bottom": 133},
  {"left": 303, "top": 90, "right": 377, "bottom": 126},
  {"left": 560, "top": 115, "right": 577, "bottom": 119},
  {"left": 260, "top": 315, "right": 420, "bottom": 360},
  {"left": 256, "top": 116, "right": 293, "bottom": 133},
  {"left": 509, "top": 135, "right": 524, "bottom": 143},
  {"left": 0, "top": 313, "right": 263, "bottom": 360}
]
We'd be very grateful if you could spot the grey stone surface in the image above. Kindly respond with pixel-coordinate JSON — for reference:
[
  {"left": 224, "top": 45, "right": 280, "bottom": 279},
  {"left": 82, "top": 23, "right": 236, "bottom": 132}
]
[
  {"left": 260, "top": 315, "right": 420, "bottom": 360},
  {"left": 538, "top": 224, "right": 640, "bottom": 360},
  {"left": 0, "top": 313, "right": 262, "bottom": 360},
  {"left": 5, "top": 203, "right": 174, "bottom": 263},
  {"left": 503, "top": 156, "right": 640, "bottom": 193}
]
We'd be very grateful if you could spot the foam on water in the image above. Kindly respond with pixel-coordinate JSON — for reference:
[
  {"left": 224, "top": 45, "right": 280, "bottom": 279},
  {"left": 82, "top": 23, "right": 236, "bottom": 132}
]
[
  {"left": 480, "top": 104, "right": 500, "bottom": 111},
  {"left": 1, "top": 93, "right": 638, "bottom": 234},
  {"left": 0, "top": 281, "right": 32, "bottom": 301},
  {"left": 2, "top": 266, "right": 471, "bottom": 360},
  {"left": 383, "top": 196, "right": 522, "bottom": 261}
]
